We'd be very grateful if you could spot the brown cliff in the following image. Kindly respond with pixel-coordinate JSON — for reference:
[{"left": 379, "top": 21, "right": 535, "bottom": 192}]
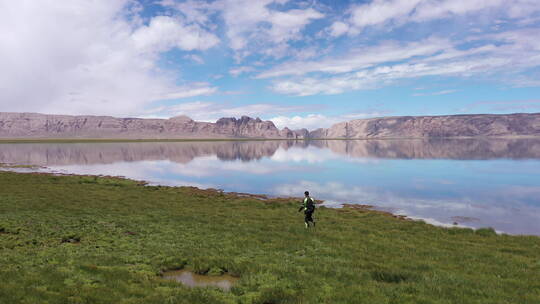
[
  {"left": 310, "top": 113, "right": 540, "bottom": 138},
  {"left": 0, "top": 112, "right": 306, "bottom": 139}
]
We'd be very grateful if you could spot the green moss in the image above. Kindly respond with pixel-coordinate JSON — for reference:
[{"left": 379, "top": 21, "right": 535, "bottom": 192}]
[{"left": 0, "top": 171, "right": 539, "bottom": 303}]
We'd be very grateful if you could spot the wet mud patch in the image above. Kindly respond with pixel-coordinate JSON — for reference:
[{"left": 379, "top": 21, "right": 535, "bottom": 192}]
[{"left": 161, "top": 269, "right": 239, "bottom": 291}]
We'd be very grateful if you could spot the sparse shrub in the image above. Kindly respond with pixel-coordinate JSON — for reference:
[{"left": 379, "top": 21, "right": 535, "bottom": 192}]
[
  {"left": 447, "top": 227, "right": 474, "bottom": 235},
  {"left": 371, "top": 270, "right": 416, "bottom": 283},
  {"left": 475, "top": 227, "right": 497, "bottom": 236},
  {"left": 207, "top": 267, "right": 225, "bottom": 276},
  {"left": 252, "top": 283, "right": 297, "bottom": 304},
  {"left": 191, "top": 258, "right": 211, "bottom": 275},
  {"left": 161, "top": 257, "right": 187, "bottom": 271},
  {"left": 61, "top": 234, "right": 81, "bottom": 243}
]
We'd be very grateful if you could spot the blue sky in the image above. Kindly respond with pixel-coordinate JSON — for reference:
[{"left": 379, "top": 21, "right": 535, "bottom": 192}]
[{"left": 1, "top": 0, "right": 540, "bottom": 129}]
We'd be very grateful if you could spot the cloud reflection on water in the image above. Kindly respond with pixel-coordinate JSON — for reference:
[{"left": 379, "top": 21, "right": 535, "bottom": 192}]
[
  {"left": 1, "top": 139, "right": 540, "bottom": 235},
  {"left": 273, "top": 180, "right": 540, "bottom": 235}
]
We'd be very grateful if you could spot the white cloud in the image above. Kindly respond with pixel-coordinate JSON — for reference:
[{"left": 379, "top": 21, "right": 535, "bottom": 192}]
[
  {"left": 257, "top": 37, "right": 451, "bottom": 78},
  {"left": 184, "top": 54, "right": 205, "bottom": 64},
  {"left": 413, "top": 89, "right": 457, "bottom": 96},
  {"left": 342, "top": 0, "right": 540, "bottom": 34},
  {"left": 0, "top": 0, "right": 220, "bottom": 117},
  {"left": 349, "top": 0, "right": 424, "bottom": 30},
  {"left": 265, "top": 8, "right": 324, "bottom": 45},
  {"left": 161, "top": 0, "right": 324, "bottom": 59},
  {"left": 269, "top": 78, "right": 323, "bottom": 96},
  {"left": 328, "top": 21, "right": 350, "bottom": 37},
  {"left": 264, "top": 27, "right": 540, "bottom": 96},
  {"left": 271, "top": 112, "right": 387, "bottom": 129},
  {"left": 159, "top": 0, "right": 217, "bottom": 25},
  {"left": 157, "top": 84, "right": 217, "bottom": 100},
  {"left": 148, "top": 101, "right": 321, "bottom": 122},
  {"left": 271, "top": 114, "right": 334, "bottom": 130},
  {"left": 229, "top": 66, "right": 255, "bottom": 77},
  {"left": 271, "top": 75, "right": 375, "bottom": 96},
  {"left": 132, "top": 15, "right": 219, "bottom": 53}
]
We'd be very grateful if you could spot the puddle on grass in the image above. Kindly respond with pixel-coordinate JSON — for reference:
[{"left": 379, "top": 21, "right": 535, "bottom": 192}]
[{"left": 162, "top": 270, "right": 238, "bottom": 291}]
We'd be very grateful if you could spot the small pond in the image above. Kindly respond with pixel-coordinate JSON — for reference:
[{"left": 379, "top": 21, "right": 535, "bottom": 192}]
[{"left": 162, "top": 270, "right": 238, "bottom": 291}]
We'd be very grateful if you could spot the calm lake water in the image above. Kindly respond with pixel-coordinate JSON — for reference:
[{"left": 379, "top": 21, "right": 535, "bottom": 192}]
[{"left": 1, "top": 139, "right": 540, "bottom": 235}]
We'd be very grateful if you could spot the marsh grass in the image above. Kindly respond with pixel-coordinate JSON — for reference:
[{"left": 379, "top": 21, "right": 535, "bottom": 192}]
[{"left": 0, "top": 171, "right": 539, "bottom": 303}]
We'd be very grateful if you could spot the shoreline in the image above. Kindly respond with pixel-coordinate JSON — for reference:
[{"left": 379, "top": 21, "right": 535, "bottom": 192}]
[
  {"left": 1, "top": 135, "right": 540, "bottom": 143},
  {"left": 0, "top": 162, "right": 518, "bottom": 236}
]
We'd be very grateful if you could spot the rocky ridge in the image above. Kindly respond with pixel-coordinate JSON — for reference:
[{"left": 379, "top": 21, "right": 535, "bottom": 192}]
[
  {"left": 2, "top": 112, "right": 540, "bottom": 139},
  {"left": 309, "top": 113, "right": 540, "bottom": 138},
  {"left": 0, "top": 112, "right": 306, "bottom": 139}
]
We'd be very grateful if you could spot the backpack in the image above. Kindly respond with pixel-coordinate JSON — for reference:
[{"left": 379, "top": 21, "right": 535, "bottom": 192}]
[{"left": 305, "top": 197, "right": 315, "bottom": 213}]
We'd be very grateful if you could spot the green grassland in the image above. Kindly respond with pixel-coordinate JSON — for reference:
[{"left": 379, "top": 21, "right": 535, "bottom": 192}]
[{"left": 0, "top": 171, "right": 539, "bottom": 304}]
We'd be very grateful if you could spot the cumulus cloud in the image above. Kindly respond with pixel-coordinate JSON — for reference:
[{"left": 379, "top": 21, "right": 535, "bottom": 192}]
[
  {"left": 161, "top": 0, "right": 324, "bottom": 59},
  {"left": 328, "top": 21, "right": 350, "bottom": 37},
  {"left": 271, "top": 112, "right": 388, "bottom": 129},
  {"left": 148, "top": 101, "right": 321, "bottom": 122},
  {"left": 3, "top": 0, "right": 540, "bottom": 118},
  {"left": 271, "top": 114, "right": 334, "bottom": 130},
  {"left": 0, "top": 0, "right": 219, "bottom": 117},
  {"left": 132, "top": 15, "right": 219, "bottom": 53},
  {"left": 219, "top": 1, "right": 323, "bottom": 58}
]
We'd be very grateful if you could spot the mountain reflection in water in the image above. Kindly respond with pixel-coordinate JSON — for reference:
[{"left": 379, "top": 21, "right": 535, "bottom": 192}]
[{"left": 1, "top": 139, "right": 539, "bottom": 235}]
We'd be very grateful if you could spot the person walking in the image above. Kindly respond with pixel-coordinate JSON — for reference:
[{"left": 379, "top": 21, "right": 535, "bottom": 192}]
[{"left": 298, "top": 191, "right": 315, "bottom": 228}]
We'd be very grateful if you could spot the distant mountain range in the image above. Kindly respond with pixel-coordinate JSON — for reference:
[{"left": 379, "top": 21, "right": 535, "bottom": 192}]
[
  {"left": 0, "top": 112, "right": 307, "bottom": 139},
  {"left": 311, "top": 113, "right": 540, "bottom": 138},
  {"left": 0, "top": 112, "right": 539, "bottom": 139}
]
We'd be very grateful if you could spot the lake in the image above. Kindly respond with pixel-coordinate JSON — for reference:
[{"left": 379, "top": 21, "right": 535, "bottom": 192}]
[{"left": 1, "top": 139, "right": 539, "bottom": 235}]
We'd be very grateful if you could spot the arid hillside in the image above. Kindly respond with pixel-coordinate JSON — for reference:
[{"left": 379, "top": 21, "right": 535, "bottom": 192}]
[
  {"left": 0, "top": 112, "right": 305, "bottom": 139},
  {"left": 309, "top": 113, "right": 540, "bottom": 138}
]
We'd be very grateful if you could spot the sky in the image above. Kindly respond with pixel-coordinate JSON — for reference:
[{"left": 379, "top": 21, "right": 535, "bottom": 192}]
[{"left": 1, "top": 0, "right": 540, "bottom": 130}]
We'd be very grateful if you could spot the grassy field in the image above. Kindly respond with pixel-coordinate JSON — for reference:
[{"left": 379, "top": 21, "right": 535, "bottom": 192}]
[{"left": 0, "top": 171, "right": 539, "bottom": 304}]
